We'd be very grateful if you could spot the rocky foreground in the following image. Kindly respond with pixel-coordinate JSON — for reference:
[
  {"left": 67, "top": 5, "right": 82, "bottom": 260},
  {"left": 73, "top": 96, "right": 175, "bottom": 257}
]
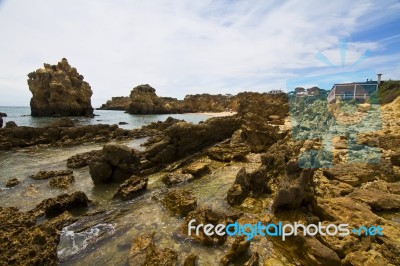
[{"left": 1, "top": 91, "right": 400, "bottom": 265}]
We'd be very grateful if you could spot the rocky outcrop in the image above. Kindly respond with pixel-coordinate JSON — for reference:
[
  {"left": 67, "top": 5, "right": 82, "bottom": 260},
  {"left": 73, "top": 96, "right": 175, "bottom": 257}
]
[
  {"left": 0, "top": 122, "right": 138, "bottom": 151},
  {"left": 32, "top": 191, "right": 91, "bottom": 217},
  {"left": 5, "top": 121, "right": 17, "bottom": 128},
  {"left": 143, "top": 116, "right": 242, "bottom": 170},
  {"left": 128, "top": 84, "right": 172, "bottom": 114},
  {"left": 0, "top": 112, "right": 7, "bottom": 117},
  {"left": 220, "top": 236, "right": 251, "bottom": 265},
  {"left": 207, "top": 142, "right": 250, "bottom": 162},
  {"left": 88, "top": 144, "right": 141, "bottom": 184},
  {"left": 28, "top": 58, "right": 93, "bottom": 117},
  {"left": 128, "top": 232, "right": 178, "bottom": 266},
  {"left": 113, "top": 176, "right": 148, "bottom": 200},
  {"left": 0, "top": 208, "right": 76, "bottom": 265},
  {"left": 99, "top": 96, "right": 130, "bottom": 110},
  {"left": 67, "top": 150, "right": 102, "bottom": 168},
  {"left": 49, "top": 175, "right": 75, "bottom": 189},
  {"left": 162, "top": 189, "right": 197, "bottom": 217}
]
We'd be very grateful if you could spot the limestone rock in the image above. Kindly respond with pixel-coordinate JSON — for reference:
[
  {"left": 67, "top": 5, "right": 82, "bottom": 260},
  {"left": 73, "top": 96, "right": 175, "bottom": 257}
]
[
  {"left": 162, "top": 189, "right": 197, "bottom": 217},
  {"left": 220, "top": 236, "right": 250, "bottom": 265},
  {"left": 67, "top": 150, "right": 102, "bottom": 168},
  {"left": 207, "top": 143, "right": 251, "bottom": 162},
  {"left": 99, "top": 96, "right": 131, "bottom": 110},
  {"left": 0, "top": 207, "right": 75, "bottom": 265},
  {"left": 32, "top": 191, "right": 90, "bottom": 217},
  {"left": 161, "top": 172, "right": 194, "bottom": 187},
  {"left": 114, "top": 176, "right": 148, "bottom": 200},
  {"left": 89, "top": 144, "right": 141, "bottom": 184},
  {"left": 183, "top": 253, "right": 198, "bottom": 266},
  {"left": 128, "top": 232, "right": 178, "bottom": 266},
  {"left": 349, "top": 188, "right": 400, "bottom": 210},
  {"left": 49, "top": 117, "right": 75, "bottom": 127},
  {"left": 30, "top": 169, "right": 73, "bottom": 180},
  {"left": 28, "top": 58, "right": 93, "bottom": 117},
  {"left": 5, "top": 178, "right": 20, "bottom": 188},
  {"left": 49, "top": 175, "right": 75, "bottom": 189},
  {"left": 182, "top": 162, "right": 210, "bottom": 177}
]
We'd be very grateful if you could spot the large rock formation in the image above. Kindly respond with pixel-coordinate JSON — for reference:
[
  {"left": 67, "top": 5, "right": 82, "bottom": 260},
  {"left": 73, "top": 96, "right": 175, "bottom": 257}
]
[
  {"left": 28, "top": 58, "right": 93, "bottom": 117},
  {"left": 128, "top": 84, "right": 173, "bottom": 114},
  {"left": 99, "top": 96, "right": 130, "bottom": 110}
]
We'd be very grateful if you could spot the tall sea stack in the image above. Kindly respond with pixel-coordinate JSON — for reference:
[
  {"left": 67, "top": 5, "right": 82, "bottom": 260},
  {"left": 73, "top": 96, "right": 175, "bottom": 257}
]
[{"left": 28, "top": 58, "right": 93, "bottom": 117}]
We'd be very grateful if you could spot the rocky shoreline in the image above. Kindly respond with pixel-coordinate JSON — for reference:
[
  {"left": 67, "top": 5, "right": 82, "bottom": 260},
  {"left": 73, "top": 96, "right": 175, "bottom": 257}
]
[{"left": 1, "top": 91, "right": 400, "bottom": 265}]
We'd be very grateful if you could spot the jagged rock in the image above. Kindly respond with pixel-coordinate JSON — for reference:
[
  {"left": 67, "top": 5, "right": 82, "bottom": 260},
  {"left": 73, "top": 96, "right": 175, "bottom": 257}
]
[
  {"left": 99, "top": 96, "right": 131, "bottom": 110},
  {"left": 183, "top": 253, "right": 198, "bottom": 266},
  {"left": 162, "top": 189, "right": 197, "bottom": 217},
  {"left": 5, "top": 178, "right": 20, "bottom": 188},
  {"left": 89, "top": 144, "right": 141, "bottom": 184},
  {"left": 144, "top": 116, "right": 242, "bottom": 169},
  {"left": 128, "top": 84, "right": 169, "bottom": 114},
  {"left": 220, "top": 236, "right": 250, "bottom": 265},
  {"left": 32, "top": 191, "right": 90, "bottom": 217},
  {"left": 30, "top": 169, "right": 73, "bottom": 180},
  {"left": 114, "top": 176, "right": 148, "bottom": 200},
  {"left": 161, "top": 172, "right": 194, "bottom": 187},
  {"left": 348, "top": 188, "right": 400, "bottom": 210},
  {"left": 5, "top": 121, "right": 17, "bottom": 128},
  {"left": 0, "top": 123, "right": 134, "bottom": 151},
  {"left": 342, "top": 250, "right": 391, "bottom": 266},
  {"left": 182, "top": 162, "right": 210, "bottom": 177},
  {"left": 183, "top": 206, "right": 229, "bottom": 245},
  {"left": 128, "top": 232, "right": 178, "bottom": 266},
  {"left": 323, "top": 164, "right": 377, "bottom": 186},
  {"left": 28, "top": 58, "right": 93, "bottom": 117},
  {"left": 207, "top": 143, "right": 251, "bottom": 162},
  {"left": 0, "top": 208, "right": 76, "bottom": 265},
  {"left": 49, "top": 117, "right": 75, "bottom": 127},
  {"left": 67, "top": 150, "right": 102, "bottom": 168},
  {"left": 49, "top": 175, "right": 75, "bottom": 189},
  {"left": 272, "top": 160, "right": 314, "bottom": 210},
  {"left": 244, "top": 252, "right": 259, "bottom": 266}
]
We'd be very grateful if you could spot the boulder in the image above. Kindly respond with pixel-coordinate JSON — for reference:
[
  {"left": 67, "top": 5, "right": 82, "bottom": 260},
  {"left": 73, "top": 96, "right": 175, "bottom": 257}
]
[
  {"left": 114, "top": 176, "right": 148, "bottom": 200},
  {"left": 342, "top": 250, "right": 391, "bottom": 266},
  {"left": 30, "top": 170, "right": 73, "bottom": 180},
  {"left": 49, "top": 117, "right": 75, "bottom": 127},
  {"left": 49, "top": 175, "right": 75, "bottom": 189},
  {"left": 162, "top": 189, "right": 197, "bottom": 217},
  {"left": 182, "top": 162, "right": 210, "bottom": 177},
  {"left": 128, "top": 232, "right": 178, "bottom": 266},
  {"left": 0, "top": 112, "right": 7, "bottom": 117},
  {"left": 28, "top": 58, "right": 93, "bottom": 117},
  {"left": 183, "top": 253, "right": 198, "bottom": 266},
  {"left": 5, "top": 178, "right": 20, "bottom": 188},
  {"left": 99, "top": 96, "right": 131, "bottom": 110},
  {"left": 89, "top": 144, "right": 141, "bottom": 184},
  {"left": 32, "top": 191, "right": 90, "bottom": 217}
]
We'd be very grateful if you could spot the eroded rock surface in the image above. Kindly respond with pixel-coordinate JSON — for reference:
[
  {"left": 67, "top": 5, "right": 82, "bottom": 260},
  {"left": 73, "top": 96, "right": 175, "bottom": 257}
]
[{"left": 28, "top": 58, "right": 93, "bottom": 117}]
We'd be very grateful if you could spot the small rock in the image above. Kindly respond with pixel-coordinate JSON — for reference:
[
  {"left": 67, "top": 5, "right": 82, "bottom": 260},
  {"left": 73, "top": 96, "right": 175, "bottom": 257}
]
[
  {"left": 5, "top": 178, "right": 20, "bottom": 188},
  {"left": 162, "top": 189, "right": 197, "bottom": 217},
  {"left": 67, "top": 150, "right": 102, "bottom": 168},
  {"left": 5, "top": 121, "right": 17, "bottom": 128},
  {"left": 207, "top": 143, "right": 250, "bottom": 162},
  {"left": 161, "top": 172, "right": 194, "bottom": 187},
  {"left": 0, "top": 112, "right": 7, "bottom": 117},
  {"left": 118, "top": 121, "right": 128, "bottom": 125},
  {"left": 183, "top": 162, "right": 210, "bottom": 177},
  {"left": 114, "top": 176, "right": 148, "bottom": 200},
  {"left": 49, "top": 175, "right": 75, "bottom": 189},
  {"left": 29, "top": 170, "right": 73, "bottom": 180},
  {"left": 49, "top": 117, "right": 75, "bottom": 127},
  {"left": 220, "top": 236, "right": 250, "bottom": 265}
]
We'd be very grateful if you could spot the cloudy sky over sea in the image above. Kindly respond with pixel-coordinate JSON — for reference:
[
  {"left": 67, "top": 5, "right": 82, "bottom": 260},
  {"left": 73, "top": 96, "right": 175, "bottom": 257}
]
[{"left": 0, "top": 0, "right": 399, "bottom": 106}]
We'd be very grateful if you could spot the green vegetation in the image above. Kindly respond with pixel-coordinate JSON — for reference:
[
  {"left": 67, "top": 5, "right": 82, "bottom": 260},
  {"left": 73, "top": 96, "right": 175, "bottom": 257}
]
[{"left": 378, "top": 80, "right": 400, "bottom": 104}]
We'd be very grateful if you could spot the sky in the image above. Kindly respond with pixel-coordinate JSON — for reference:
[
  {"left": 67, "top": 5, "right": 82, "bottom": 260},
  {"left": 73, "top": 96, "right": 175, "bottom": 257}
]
[{"left": 0, "top": 0, "right": 399, "bottom": 107}]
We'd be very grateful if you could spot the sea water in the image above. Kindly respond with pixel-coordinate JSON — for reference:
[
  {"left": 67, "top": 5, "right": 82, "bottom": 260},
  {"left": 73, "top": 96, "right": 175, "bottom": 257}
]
[{"left": 0, "top": 106, "right": 213, "bottom": 129}]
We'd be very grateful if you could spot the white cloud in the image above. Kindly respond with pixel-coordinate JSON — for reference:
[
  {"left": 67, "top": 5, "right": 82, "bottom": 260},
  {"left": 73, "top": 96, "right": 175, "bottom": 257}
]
[{"left": 0, "top": 0, "right": 399, "bottom": 107}]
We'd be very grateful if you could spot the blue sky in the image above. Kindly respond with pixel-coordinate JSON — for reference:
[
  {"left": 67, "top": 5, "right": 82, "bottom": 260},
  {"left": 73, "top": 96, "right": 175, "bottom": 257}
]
[{"left": 0, "top": 0, "right": 399, "bottom": 107}]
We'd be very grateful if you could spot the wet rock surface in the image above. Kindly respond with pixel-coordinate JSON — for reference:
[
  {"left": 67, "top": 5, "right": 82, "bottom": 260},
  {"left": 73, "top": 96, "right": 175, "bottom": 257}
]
[
  {"left": 5, "top": 178, "right": 20, "bottom": 188},
  {"left": 162, "top": 189, "right": 197, "bottom": 217},
  {"left": 28, "top": 58, "right": 93, "bottom": 117},
  {"left": 67, "top": 149, "right": 102, "bottom": 168},
  {"left": 0, "top": 208, "right": 76, "bottom": 265},
  {"left": 128, "top": 232, "right": 178, "bottom": 266},
  {"left": 30, "top": 170, "right": 73, "bottom": 180},
  {"left": 49, "top": 175, "right": 75, "bottom": 189},
  {"left": 161, "top": 172, "right": 195, "bottom": 186},
  {"left": 32, "top": 191, "right": 91, "bottom": 217},
  {"left": 114, "top": 176, "right": 148, "bottom": 200}
]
